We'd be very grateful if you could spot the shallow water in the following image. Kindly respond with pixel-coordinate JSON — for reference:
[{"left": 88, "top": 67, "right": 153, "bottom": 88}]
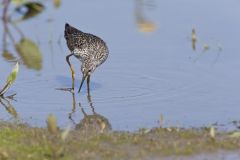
[
  {"left": 164, "top": 151, "right": 240, "bottom": 160},
  {"left": 1, "top": 0, "right": 240, "bottom": 131}
]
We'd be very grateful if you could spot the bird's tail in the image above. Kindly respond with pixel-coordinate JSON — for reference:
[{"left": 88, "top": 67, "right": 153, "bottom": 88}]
[
  {"left": 64, "top": 23, "right": 72, "bottom": 39},
  {"left": 64, "top": 23, "right": 82, "bottom": 40},
  {"left": 65, "top": 23, "right": 70, "bottom": 30}
]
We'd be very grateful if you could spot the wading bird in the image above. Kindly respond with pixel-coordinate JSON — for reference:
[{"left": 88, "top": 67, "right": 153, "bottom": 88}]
[{"left": 64, "top": 23, "right": 109, "bottom": 94}]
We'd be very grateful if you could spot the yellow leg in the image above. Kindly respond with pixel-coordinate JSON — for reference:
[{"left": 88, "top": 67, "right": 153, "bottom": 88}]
[
  {"left": 66, "top": 53, "right": 75, "bottom": 90},
  {"left": 87, "top": 75, "right": 91, "bottom": 96}
]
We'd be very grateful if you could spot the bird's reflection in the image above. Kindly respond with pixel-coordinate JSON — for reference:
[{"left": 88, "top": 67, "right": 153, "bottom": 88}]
[
  {"left": 68, "top": 92, "right": 76, "bottom": 123},
  {"left": 68, "top": 92, "right": 111, "bottom": 133}
]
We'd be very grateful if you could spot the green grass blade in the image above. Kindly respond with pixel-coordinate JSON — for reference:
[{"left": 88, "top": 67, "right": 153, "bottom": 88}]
[{"left": 0, "top": 62, "right": 19, "bottom": 96}]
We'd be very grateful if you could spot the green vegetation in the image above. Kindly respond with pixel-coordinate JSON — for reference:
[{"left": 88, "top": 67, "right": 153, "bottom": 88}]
[
  {"left": 0, "top": 62, "right": 19, "bottom": 97},
  {"left": 0, "top": 122, "right": 240, "bottom": 160},
  {"left": 15, "top": 39, "right": 42, "bottom": 70}
]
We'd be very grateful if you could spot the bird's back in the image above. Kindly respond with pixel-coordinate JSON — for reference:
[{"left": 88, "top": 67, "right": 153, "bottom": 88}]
[
  {"left": 64, "top": 23, "right": 109, "bottom": 65},
  {"left": 64, "top": 23, "right": 85, "bottom": 52}
]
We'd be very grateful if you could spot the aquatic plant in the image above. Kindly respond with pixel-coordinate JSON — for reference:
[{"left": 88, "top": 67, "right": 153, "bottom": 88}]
[{"left": 0, "top": 62, "right": 19, "bottom": 97}]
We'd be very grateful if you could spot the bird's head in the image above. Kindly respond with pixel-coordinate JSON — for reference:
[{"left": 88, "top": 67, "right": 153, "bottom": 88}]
[
  {"left": 81, "top": 62, "right": 97, "bottom": 76},
  {"left": 78, "top": 62, "right": 97, "bottom": 93}
]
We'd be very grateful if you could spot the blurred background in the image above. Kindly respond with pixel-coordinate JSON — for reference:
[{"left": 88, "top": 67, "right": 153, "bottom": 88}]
[{"left": 1, "top": 0, "right": 240, "bottom": 131}]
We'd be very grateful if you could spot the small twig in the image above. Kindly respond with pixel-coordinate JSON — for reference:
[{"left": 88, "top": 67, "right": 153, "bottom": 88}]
[
  {"left": 55, "top": 87, "right": 74, "bottom": 93},
  {"left": 2, "top": 0, "right": 11, "bottom": 49},
  {"left": 5, "top": 93, "right": 17, "bottom": 101},
  {"left": 0, "top": 98, "right": 7, "bottom": 107},
  {"left": 0, "top": 82, "right": 11, "bottom": 97},
  {"left": 2, "top": 0, "right": 10, "bottom": 23},
  {"left": 0, "top": 93, "right": 17, "bottom": 101}
]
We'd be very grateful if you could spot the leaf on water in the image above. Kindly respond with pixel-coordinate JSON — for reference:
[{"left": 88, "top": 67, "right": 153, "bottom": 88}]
[
  {"left": 0, "top": 62, "right": 19, "bottom": 96},
  {"left": 11, "top": 0, "right": 27, "bottom": 6},
  {"left": 229, "top": 132, "right": 240, "bottom": 138},
  {"left": 2, "top": 50, "right": 17, "bottom": 61},
  {"left": 6, "top": 105, "right": 18, "bottom": 118},
  {"left": 53, "top": 0, "right": 61, "bottom": 8},
  {"left": 137, "top": 21, "right": 157, "bottom": 33},
  {"left": 15, "top": 38, "right": 42, "bottom": 71},
  {"left": 47, "top": 114, "right": 58, "bottom": 134},
  {"left": 15, "top": 2, "right": 44, "bottom": 20}
]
